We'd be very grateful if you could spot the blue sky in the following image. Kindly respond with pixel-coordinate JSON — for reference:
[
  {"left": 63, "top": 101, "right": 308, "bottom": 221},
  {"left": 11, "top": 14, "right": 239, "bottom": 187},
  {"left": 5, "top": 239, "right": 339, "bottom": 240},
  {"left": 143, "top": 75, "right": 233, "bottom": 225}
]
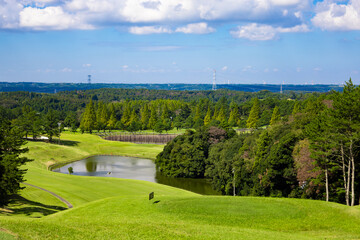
[{"left": 0, "top": 0, "right": 360, "bottom": 84}]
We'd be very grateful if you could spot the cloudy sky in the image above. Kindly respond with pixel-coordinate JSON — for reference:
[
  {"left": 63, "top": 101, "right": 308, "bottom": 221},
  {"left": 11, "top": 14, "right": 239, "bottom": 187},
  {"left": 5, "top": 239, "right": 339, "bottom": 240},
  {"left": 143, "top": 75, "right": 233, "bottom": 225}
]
[{"left": 0, "top": 0, "right": 360, "bottom": 84}]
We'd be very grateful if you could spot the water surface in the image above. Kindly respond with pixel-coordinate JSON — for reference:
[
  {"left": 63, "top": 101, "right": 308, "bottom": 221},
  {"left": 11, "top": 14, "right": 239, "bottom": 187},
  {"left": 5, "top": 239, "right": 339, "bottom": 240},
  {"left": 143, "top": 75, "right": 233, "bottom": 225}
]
[{"left": 52, "top": 155, "right": 220, "bottom": 195}]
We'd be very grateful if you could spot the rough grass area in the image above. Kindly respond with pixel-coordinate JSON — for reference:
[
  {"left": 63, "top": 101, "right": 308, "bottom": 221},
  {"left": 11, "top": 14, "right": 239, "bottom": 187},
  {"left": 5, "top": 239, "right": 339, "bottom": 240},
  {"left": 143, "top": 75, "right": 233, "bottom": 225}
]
[{"left": 1, "top": 196, "right": 360, "bottom": 239}]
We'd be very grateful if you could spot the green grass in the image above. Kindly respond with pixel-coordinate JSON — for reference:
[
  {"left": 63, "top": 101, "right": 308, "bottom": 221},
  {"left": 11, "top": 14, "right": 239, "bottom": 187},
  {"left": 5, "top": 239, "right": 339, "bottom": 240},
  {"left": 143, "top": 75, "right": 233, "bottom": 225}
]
[
  {"left": 1, "top": 132, "right": 360, "bottom": 239},
  {"left": 0, "top": 230, "right": 15, "bottom": 240},
  {"left": 1, "top": 196, "right": 360, "bottom": 239}
]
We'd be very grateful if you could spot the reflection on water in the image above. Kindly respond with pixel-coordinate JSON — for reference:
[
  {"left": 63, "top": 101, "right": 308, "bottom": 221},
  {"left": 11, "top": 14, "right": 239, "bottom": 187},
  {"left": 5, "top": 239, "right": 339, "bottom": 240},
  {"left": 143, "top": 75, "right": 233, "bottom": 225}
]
[{"left": 52, "top": 155, "right": 220, "bottom": 195}]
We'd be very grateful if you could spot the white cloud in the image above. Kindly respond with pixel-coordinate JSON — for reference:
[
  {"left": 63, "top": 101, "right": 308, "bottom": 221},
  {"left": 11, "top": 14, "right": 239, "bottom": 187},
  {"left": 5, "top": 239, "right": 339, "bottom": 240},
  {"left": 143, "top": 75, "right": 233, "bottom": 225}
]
[
  {"left": 0, "top": 0, "right": 23, "bottom": 29},
  {"left": 230, "top": 23, "right": 309, "bottom": 40},
  {"left": 222, "top": 66, "right": 228, "bottom": 71},
  {"left": 312, "top": 0, "right": 360, "bottom": 30},
  {"left": 231, "top": 24, "right": 277, "bottom": 41},
  {"left": 175, "top": 22, "right": 215, "bottom": 34},
  {"left": 61, "top": 67, "right": 72, "bottom": 72},
  {"left": 82, "top": 63, "right": 91, "bottom": 67},
  {"left": 129, "top": 26, "right": 172, "bottom": 34},
  {"left": 19, "top": 6, "right": 94, "bottom": 30},
  {"left": 0, "top": 0, "right": 310, "bottom": 31}
]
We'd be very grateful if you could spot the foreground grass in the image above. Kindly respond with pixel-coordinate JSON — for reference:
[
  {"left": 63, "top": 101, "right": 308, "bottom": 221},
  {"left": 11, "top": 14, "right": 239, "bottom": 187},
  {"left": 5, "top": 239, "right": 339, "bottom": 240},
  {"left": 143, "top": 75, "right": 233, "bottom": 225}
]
[{"left": 1, "top": 196, "right": 360, "bottom": 239}]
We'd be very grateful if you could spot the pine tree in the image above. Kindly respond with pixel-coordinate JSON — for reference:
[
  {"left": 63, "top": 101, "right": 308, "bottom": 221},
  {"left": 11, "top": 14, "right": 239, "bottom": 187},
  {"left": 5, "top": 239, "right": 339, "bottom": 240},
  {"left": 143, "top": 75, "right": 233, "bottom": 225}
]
[
  {"left": 140, "top": 104, "right": 150, "bottom": 130},
  {"left": 80, "top": 100, "right": 97, "bottom": 134},
  {"left": 107, "top": 106, "right": 117, "bottom": 132},
  {"left": 270, "top": 106, "right": 281, "bottom": 125},
  {"left": 161, "top": 104, "right": 170, "bottom": 124},
  {"left": 216, "top": 106, "right": 227, "bottom": 124},
  {"left": 204, "top": 107, "right": 212, "bottom": 126},
  {"left": 0, "top": 108, "right": 32, "bottom": 206},
  {"left": 148, "top": 105, "right": 158, "bottom": 130},
  {"left": 121, "top": 104, "right": 131, "bottom": 128},
  {"left": 246, "top": 98, "right": 260, "bottom": 129},
  {"left": 42, "top": 109, "right": 59, "bottom": 141},
  {"left": 228, "top": 106, "right": 240, "bottom": 127}
]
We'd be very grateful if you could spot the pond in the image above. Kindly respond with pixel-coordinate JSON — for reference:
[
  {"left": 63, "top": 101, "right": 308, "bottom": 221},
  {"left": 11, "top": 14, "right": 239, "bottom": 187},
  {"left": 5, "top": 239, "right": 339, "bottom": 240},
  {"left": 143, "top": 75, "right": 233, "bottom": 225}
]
[{"left": 52, "top": 155, "right": 220, "bottom": 195}]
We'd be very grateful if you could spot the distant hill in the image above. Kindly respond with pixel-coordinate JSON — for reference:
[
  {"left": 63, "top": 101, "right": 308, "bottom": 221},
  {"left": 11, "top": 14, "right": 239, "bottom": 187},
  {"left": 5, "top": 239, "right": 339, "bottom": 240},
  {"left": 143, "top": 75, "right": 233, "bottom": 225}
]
[{"left": 0, "top": 82, "right": 343, "bottom": 93}]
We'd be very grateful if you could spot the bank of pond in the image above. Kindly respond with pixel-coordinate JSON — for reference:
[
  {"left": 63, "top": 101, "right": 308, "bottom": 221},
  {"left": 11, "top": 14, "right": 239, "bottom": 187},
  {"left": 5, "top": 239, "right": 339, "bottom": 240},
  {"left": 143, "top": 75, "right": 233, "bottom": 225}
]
[{"left": 52, "top": 155, "right": 220, "bottom": 195}]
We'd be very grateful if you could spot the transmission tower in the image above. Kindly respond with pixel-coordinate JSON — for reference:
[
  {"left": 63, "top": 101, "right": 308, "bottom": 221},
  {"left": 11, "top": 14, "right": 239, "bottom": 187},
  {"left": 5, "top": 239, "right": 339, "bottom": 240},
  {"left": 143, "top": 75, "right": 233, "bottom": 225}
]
[
  {"left": 88, "top": 75, "right": 92, "bottom": 84},
  {"left": 212, "top": 69, "right": 217, "bottom": 91},
  {"left": 280, "top": 83, "right": 283, "bottom": 94}
]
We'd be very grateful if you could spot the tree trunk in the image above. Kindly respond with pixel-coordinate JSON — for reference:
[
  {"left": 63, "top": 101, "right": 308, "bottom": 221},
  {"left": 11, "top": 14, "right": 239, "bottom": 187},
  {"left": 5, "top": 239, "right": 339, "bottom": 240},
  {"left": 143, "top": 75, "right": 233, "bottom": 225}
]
[
  {"left": 341, "top": 143, "right": 349, "bottom": 206},
  {"left": 350, "top": 140, "right": 355, "bottom": 206},
  {"left": 325, "top": 166, "right": 329, "bottom": 202},
  {"left": 347, "top": 157, "right": 351, "bottom": 206}
]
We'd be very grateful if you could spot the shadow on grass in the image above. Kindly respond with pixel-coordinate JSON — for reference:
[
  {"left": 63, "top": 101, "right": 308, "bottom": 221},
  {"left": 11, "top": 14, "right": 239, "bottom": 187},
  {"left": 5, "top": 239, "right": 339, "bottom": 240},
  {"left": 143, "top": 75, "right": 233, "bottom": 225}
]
[
  {"left": 0, "top": 195, "right": 67, "bottom": 217},
  {"left": 26, "top": 138, "right": 79, "bottom": 146}
]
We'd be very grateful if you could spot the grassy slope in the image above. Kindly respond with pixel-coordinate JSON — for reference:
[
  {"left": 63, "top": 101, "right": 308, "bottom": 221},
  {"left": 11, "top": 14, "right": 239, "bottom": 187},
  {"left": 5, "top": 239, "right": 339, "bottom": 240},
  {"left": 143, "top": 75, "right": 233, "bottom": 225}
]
[
  {"left": 1, "top": 196, "right": 360, "bottom": 239},
  {"left": 1, "top": 132, "right": 360, "bottom": 239}
]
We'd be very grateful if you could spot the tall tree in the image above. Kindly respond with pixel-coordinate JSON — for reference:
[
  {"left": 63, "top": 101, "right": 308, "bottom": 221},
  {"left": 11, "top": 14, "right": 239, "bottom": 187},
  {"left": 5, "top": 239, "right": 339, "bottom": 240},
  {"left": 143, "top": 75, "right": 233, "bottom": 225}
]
[
  {"left": 80, "top": 100, "right": 97, "bottom": 134},
  {"left": 228, "top": 106, "right": 240, "bottom": 127},
  {"left": 148, "top": 105, "right": 158, "bottom": 130},
  {"left": 42, "top": 109, "right": 59, "bottom": 142},
  {"left": 246, "top": 98, "right": 260, "bottom": 129},
  {"left": 270, "top": 106, "right": 281, "bottom": 126},
  {"left": 0, "top": 108, "right": 32, "bottom": 206},
  {"left": 140, "top": 104, "right": 150, "bottom": 130},
  {"left": 204, "top": 107, "right": 212, "bottom": 126}
]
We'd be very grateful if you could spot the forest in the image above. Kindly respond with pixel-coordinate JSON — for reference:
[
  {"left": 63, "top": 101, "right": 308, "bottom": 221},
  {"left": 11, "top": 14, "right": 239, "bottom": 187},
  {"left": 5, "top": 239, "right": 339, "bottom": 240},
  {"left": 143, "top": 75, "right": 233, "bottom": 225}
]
[
  {"left": 0, "top": 81, "right": 358, "bottom": 205},
  {"left": 156, "top": 80, "right": 360, "bottom": 205}
]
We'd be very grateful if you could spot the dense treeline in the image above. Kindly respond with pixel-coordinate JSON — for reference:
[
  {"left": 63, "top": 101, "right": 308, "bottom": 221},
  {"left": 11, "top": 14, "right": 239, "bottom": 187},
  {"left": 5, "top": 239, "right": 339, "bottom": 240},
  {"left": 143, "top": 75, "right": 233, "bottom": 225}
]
[
  {"left": 156, "top": 80, "right": 360, "bottom": 205},
  {"left": 0, "top": 88, "right": 317, "bottom": 136}
]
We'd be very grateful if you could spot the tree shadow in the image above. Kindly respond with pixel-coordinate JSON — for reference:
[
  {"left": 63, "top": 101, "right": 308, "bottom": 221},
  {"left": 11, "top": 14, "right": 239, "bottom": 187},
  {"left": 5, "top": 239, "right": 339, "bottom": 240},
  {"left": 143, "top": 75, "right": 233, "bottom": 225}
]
[
  {"left": 0, "top": 195, "right": 67, "bottom": 218},
  {"left": 26, "top": 138, "right": 79, "bottom": 146}
]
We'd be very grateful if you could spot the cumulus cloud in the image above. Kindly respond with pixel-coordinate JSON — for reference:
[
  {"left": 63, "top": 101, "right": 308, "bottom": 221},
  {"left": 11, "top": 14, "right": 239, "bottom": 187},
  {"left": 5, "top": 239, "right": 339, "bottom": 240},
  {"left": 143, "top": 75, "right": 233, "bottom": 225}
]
[
  {"left": 0, "top": 0, "right": 310, "bottom": 31},
  {"left": 129, "top": 26, "right": 172, "bottom": 34},
  {"left": 175, "top": 22, "right": 215, "bottom": 34},
  {"left": 19, "top": 6, "right": 93, "bottom": 30},
  {"left": 230, "top": 23, "right": 309, "bottom": 40},
  {"left": 0, "top": 0, "right": 23, "bottom": 29},
  {"left": 312, "top": 0, "right": 360, "bottom": 30}
]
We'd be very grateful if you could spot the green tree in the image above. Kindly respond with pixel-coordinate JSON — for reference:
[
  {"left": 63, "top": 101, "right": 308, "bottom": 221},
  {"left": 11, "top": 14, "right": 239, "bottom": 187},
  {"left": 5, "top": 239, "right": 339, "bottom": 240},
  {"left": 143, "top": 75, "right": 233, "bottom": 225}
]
[
  {"left": 80, "top": 100, "right": 97, "bottom": 134},
  {"left": 0, "top": 108, "right": 32, "bottom": 206},
  {"left": 42, "top": 109, "right": 59, "bottom": 142},
  {"left": 64, "top": 112, "right": 79, "bottom": 133},
  {"left": 148, "top": 105, "right": 158, "bottom": 130},
  {"left": 246, "top": 98, "right": 260, "bottom": 129},
  {"left": 140, "top": 104, "right": 150, "bottom": 130},
  {"left": 204, "top": 107, "right": 212, "bottom": 126},
  {"left": 228, "top": 106, "right": 240, "bottom": 127},
  {"left": 270, "top": 106, "right": 281, "bottom": 125},
  {"left": 292, "top": 102, "right": 300, "bottom": 115},
  {"left": 107, "top": 104, "right": 117, "bottom": 132}
]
